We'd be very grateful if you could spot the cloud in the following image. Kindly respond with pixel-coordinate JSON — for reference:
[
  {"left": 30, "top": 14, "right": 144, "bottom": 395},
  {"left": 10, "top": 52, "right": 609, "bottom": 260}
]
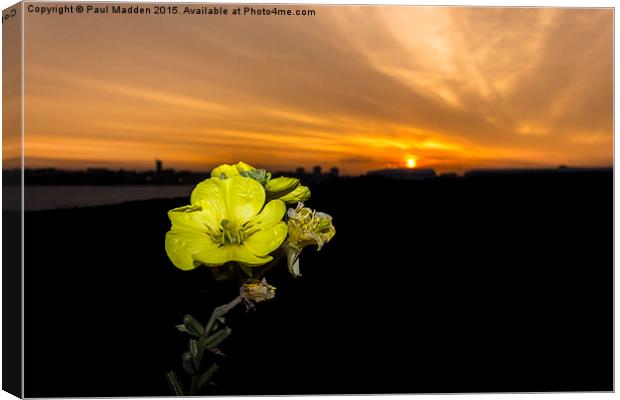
[
  {"left": 340, "top": 156, "right": 377, "bottom": 164},
  {"left": 22, "top": 6, "right": 612, "bottom": 174}
]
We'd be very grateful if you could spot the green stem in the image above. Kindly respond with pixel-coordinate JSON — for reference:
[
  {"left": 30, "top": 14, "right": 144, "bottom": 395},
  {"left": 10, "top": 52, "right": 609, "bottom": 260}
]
[
  {"left": 183, "top": 250, "right": 286, "bottom": 396},
  {"left": 190, "top": 375, "right": 200, "bottom": 396},
  {"left": 189, "top": 294, "right": 243, "bottom": 396}
]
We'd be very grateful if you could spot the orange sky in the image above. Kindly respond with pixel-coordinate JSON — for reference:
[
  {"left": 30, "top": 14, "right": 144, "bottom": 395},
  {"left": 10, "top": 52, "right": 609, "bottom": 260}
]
[{"left": 21, "top": 5, "right": 613, "bottom": 174}]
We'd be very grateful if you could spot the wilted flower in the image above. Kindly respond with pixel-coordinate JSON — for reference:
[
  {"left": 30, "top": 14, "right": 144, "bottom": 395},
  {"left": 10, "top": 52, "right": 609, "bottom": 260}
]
[
  {"left": 165, "top": 175, "right": 287, "bottom": 270},
  {"left": 242, "top": 279, "right": 276, "bottom": 303},
  {"left": 285, "top": 202, "right": 336, "bottom": 276},
  {"left": 287, "top": 202, "right": 336, "bottom": 250}
]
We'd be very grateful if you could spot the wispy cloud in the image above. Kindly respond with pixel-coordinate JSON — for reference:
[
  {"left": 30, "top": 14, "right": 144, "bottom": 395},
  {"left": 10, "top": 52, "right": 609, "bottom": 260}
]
[{"left": 23, "top": 6, "right": 612, "bottom": 173}]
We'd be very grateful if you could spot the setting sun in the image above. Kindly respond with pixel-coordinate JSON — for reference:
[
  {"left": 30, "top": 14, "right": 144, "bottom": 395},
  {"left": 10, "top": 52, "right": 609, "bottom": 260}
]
[{"left": 19, "top": 7, "right": 613, "bottom": 175}]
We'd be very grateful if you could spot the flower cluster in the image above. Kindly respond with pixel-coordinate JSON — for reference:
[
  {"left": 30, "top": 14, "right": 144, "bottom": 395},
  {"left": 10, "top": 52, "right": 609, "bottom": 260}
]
[
  {"left": 165, "top": 161, "right": 335, "bottom": 282},
  {"left": 211, "top": 161, "right": 311, "bottom": 205},
  {"left": 166, "top": 162, "right": 335, "bottom": 395}
]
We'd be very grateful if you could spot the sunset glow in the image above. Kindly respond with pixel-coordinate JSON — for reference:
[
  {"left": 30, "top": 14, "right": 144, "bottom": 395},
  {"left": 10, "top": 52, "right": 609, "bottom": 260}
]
[{"left": 19, "top": 6, "right": 613, "bottom": 175}]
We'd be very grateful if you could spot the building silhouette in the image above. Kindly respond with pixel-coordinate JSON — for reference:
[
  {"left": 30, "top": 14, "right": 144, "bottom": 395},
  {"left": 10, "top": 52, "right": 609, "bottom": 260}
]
[
  {"left": 367, "top": 168, "right": 437, "bottom": 180},
  {"left": 288, "top": 165, "right": 341, "bottom": 183}
]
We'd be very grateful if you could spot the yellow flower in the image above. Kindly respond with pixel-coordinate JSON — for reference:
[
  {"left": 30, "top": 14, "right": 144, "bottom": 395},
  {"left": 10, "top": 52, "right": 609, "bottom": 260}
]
[
  {"left": 285, "top": 202, "right": 336, "bottom": 276},
  {"left": 165, "top": 175, "right": 287, "bottom": 270},
  {"left": 210, "top": 161, "right": 256, "bottom": 179},
  {"left": 211, "top": 161, "right": 311, "bottom": 205}
]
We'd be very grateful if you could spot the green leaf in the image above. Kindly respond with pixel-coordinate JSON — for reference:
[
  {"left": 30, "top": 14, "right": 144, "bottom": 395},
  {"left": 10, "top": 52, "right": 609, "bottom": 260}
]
[
  {"left": 198, "top": 363, "right": 220, "bottom": 388},
  {"left": 189, "top": 339, "right": 199, "bottom": 359},
  {"left": 183, "top": 315, "right": 205, "bottom": 337},
  {"left": 182, "top": 351, "right": 198, "bottom": 375},
  {"left": 202, "top": 326, "right": 232, "bottom": 349},
  {"left": 166, "top": 370, "right": 186, "bottom": 396}
]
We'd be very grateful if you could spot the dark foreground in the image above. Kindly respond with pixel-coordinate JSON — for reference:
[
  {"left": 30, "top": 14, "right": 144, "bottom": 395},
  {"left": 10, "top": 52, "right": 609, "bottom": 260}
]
[{"left": 21, "top": 171, "right": 612, "bottom": 396}]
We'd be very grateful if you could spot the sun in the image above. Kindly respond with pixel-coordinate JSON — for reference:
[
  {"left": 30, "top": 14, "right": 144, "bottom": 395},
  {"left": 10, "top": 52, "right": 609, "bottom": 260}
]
[{"left": 406, "top": 157, "right": 417, "bottom": 168}]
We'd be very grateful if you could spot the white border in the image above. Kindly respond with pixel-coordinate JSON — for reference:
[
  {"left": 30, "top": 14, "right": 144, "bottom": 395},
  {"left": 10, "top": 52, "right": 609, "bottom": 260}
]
[{"left": 0, "top": 1, "right": 615, "bottom": 399}]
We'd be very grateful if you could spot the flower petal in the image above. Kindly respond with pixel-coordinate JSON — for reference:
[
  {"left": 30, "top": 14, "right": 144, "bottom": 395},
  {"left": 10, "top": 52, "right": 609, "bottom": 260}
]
[
  {"left": 196, "top": 244, "right": 273, "bottom": 267},
  {"left": 211, "top": 161, "right": 255, "bottom": 179},
  {"left": 168, "top": 204, "right": 219, "bottom": 234},
  {"left": 221, "top": 176, "right": 265, "bottom": 225},
  {"left": 165, "top": 230, "right": 221, "bottom": 270},
  {"left": 235, "top": 245, "right": 273, "bottom": 266},
  {"left": 284, "top": 243, "right": 303, "bottom": 277},
  {"left": 247, "top": 199, "right": 286, "bottom": 230},
  {"left": 278, "top": 185, "right": 311, "bottom": 204},
  {"left": 243, "top": 221, "right": 288, "bottom": 257},
  {"left": 234, "top": 161, "right": 255, "bottom": 173},
  {"left": 190, "top": 178, "right": 227, "bottom": 221}
]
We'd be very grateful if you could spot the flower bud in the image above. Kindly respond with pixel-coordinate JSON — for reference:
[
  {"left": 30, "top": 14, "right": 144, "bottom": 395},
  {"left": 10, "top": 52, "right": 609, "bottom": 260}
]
[
  {"left": 279, "top": 185, "right": 311, "bottom": 204},
  {"left": 240, "top": 168, "right": 271, "bottom": 185},
  {"left": 265, "top": 176, "right": 299, "bottom": 197}
]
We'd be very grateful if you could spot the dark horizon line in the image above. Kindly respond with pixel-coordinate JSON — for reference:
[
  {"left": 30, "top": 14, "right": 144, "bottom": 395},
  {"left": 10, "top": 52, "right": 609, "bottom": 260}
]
[{"left": 9, "top": 164, "right": 615, "bottom": 176}]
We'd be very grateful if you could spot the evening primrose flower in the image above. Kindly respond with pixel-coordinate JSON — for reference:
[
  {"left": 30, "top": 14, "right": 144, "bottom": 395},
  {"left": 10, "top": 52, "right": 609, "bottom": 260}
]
[
  {"left": 211, "top": 161, "right": 311, "bottom": 205},
  {"left": 285, "top": 202, "right": 336, "bottom": 276},
  {"left": 165, "top": 175, "right": 288, "bottom": 270}
]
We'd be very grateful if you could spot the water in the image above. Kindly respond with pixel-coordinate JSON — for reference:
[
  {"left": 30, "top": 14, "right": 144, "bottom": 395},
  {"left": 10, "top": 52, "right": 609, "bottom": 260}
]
[{"left": 23, "top": 185, "right": 194, "bottom": 211}]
